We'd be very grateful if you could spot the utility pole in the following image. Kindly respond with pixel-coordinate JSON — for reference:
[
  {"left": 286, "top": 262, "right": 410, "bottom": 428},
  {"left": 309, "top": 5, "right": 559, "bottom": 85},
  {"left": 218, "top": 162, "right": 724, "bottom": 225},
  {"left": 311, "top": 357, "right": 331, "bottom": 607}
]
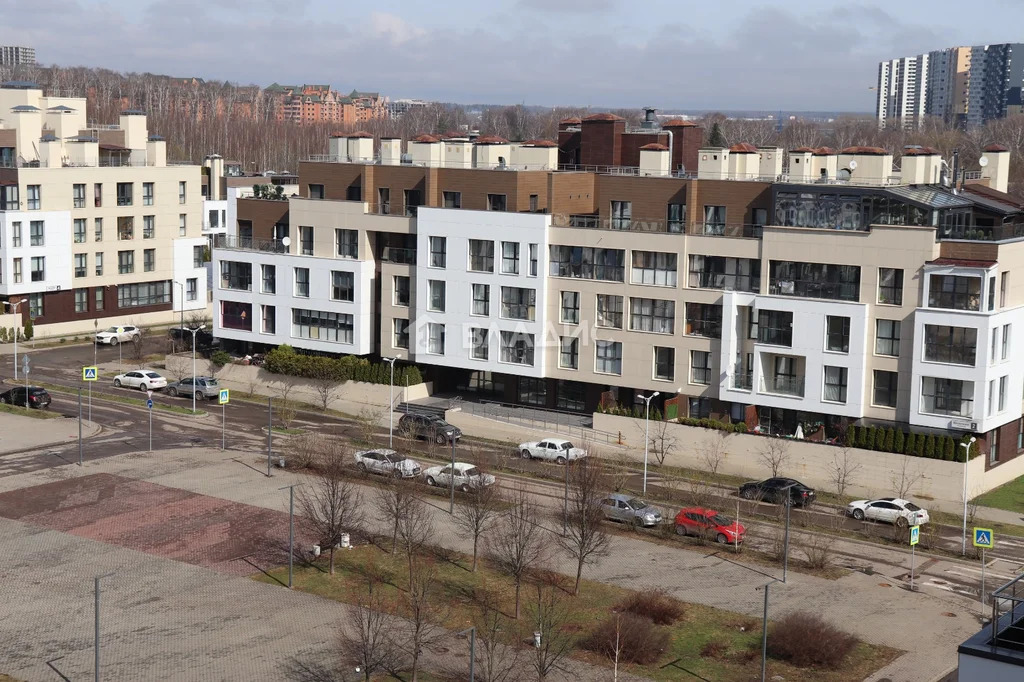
[
  {"left": 279, "top": 484, "right": 296, "bottom": 588},
  {"left": 267, "top": 397, "right": 273, "bottom": 477},
  {"left": 78, "top": 388, "right": 83, "bottom": 466}
]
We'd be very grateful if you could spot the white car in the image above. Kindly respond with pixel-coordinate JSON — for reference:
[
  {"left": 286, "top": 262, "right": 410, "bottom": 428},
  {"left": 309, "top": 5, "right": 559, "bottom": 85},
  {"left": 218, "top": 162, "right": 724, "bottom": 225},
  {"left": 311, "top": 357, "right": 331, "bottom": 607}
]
[
  {"left": 518, "top": 438, "right": 587, "bottom": 464},
  {"left": 847, "top": 497, "right": 929, "bottom": 527},
  {"left": 423, "top": 462, "right": 496, "bottom": 492},
  {"left": 354, "top": 448, "right": 422, "bottom": 478},
  {"left": 113, "top": 370, "right": 167, "bottom": 391},
  {"left": 95, "top": 325, "right": 140, "bottom": 346}
]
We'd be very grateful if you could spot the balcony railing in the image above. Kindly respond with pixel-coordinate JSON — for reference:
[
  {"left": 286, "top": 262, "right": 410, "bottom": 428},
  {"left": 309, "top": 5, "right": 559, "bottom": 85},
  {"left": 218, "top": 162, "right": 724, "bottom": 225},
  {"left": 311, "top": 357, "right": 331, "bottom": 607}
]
[
  {"left": 731, "top": 372, "right": 753, "bottom": 390},
  {"left": 761, "top": 375, "right": 805, "bottom": 397},
  {"left": 939, "top": 222, "right": 1024, "bottom": 242},
  {"left": 222, "top": 314, "right": 252, "bottom": 331},
  {"left": 382, "top": 247, "right": 417, "bottom": 264},
  {"left": 688, "top": 223, "right": 764, "bottom": 239},
  {"left": 214, "top": 235, "right": 288, "bottom": 254},
  {"left": 551, "top": 213, "right": 678, "bottom": 234}
]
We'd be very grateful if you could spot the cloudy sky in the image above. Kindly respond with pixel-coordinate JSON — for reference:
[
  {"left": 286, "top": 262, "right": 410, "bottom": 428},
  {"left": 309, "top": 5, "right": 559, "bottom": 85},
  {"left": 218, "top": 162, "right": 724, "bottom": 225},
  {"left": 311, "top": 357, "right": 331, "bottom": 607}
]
[{"left": 6, "top": 0, "right": 1024, "bottom": 111}]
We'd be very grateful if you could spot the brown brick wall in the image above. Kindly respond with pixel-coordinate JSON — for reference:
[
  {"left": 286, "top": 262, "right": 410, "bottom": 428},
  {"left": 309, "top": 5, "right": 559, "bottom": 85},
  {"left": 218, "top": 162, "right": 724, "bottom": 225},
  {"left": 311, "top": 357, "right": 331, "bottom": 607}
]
[
  {"left": 982, "top": 418, "right": 1024, "bottom": 470},
  {"left": 670, "top": 125, "right": 704, "bottom": 173},
  {"left": 299, "top": 162, "right": 366, "bottom": 201},
  {"left": 30, "top": 283, "right": 172, "bottom": 326},
  {"left": 366, "top": 166, "right": 429, "bottom": 214},
  {"left": 558, "top": 130, "right": 581, "bottom": 166},
  {"left": 514, "top": 171, "right": 551, "bottom": 213},
  {"left": 550, "top": 173, "right": 596, "bottom": 215},
  {"left": 595, "top": 175, "right": 688, "bottom": 224},
  {"left": 237, "top": 198, "right": 289, "bottom": 241},
  {"left": 689, "top": 179, "right": 772, "bottom": 226},
  {"left": 580, "top": 120, "right": 625, "bottom": 167},
  {"left": 431, "top": 168, "right": 519, "bottom": 212},
  {"left": 619, "top": 132, "right": 668, "bottom": 169},
  {"left": 938, "top": 241, "right": 999, "bottom": 261}
]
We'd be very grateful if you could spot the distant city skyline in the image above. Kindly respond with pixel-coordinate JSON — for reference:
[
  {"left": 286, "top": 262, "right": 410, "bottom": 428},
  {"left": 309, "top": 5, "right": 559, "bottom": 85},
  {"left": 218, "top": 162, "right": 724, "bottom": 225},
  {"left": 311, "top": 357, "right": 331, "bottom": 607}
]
[{"left": 6, "top": 0, "right": 1024, "bottom": 111}]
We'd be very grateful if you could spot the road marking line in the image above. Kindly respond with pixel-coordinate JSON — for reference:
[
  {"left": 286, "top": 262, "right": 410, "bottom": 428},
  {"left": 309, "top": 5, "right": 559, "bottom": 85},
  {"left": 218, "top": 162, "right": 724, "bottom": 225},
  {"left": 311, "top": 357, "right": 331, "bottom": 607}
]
[{"left": 947, "top": 566, "right": 1015, "bottom": 580}]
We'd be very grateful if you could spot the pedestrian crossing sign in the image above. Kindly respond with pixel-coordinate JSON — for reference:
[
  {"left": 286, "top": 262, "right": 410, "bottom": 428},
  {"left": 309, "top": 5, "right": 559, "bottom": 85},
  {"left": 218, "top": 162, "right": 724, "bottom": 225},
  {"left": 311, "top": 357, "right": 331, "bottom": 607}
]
[
  {"left": 909, "top": 526, "right": 920, "bottom": 546},
  {"left": 82, "top": 366, "right": 98, "bottom": 381},
  {"left": 218, "top": 388, "right": 230, "bottom": 405},
  {"left": 973, "top": 527, "right": 994, "bottom": 549}
]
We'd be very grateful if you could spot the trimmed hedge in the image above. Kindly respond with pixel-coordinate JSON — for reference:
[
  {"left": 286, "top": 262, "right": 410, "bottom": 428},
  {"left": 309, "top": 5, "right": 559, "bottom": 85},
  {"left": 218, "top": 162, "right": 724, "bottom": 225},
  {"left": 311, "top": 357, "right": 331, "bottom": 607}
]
[{"left": 262, "top": 345, "right": 423, "bottom": 386}]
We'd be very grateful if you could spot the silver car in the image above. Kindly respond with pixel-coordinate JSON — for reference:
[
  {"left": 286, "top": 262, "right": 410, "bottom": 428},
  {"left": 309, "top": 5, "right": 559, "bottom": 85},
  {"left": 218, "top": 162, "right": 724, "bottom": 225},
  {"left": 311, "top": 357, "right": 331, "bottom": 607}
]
[
  {"left": 600, "top": 493, "right": 663, "bottom": 527},
  {"left": 354, "top": 448, "right": 422, "bottom": 478},
  {"left": 166, "top": 376, "right": 221, "bottom": 400}
]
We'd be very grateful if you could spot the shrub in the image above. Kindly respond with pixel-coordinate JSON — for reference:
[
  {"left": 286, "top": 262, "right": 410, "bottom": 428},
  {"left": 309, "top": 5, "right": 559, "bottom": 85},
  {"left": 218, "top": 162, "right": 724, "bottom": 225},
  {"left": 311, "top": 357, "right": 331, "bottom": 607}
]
[
  {"left": 915, "top": 434, "right": 926, "bottom": 457},
  {"left": 924, "top": 434, "right": 936, "bottom": 458},
  {"left": 904, "top": 432, "right": 916, "bottom": 456},
  {"left": 23, "top": 318, "right": 33, "bottom": 340},
  {"left": 883, "top": 427, "right": 894, "bottom": 452},
  {"left": 582, "top": 613, "right": 670, "bottom": 665},
  {"left": 262, "top": 344, "right": 423, "bottom": 386},
  {"left": 616, "top": 588, "right": 685, "bottom": 626},
  {"left": 865, "top": 427, "right": 876, "bottom": 451},
  {"left": 767, "top": 611, "right": 858, "bottom": 669},
  {"left": 700, "top": 640, "right": 729, "bottom": 659},
  {"left": 210, "top": 350, "right": 232, "bottom": 367},
  {"left": 944, "top": 436, "right": 956, "bottom": 461},
  {"left": 856, "top": 426, "right": 867, "bottom": 448},
  {"left": 734, "top": 421, "right": 747, "bottom": 433},
  {"left": 894, "top": 429, "right": 905, "bottom": 454},
  {"left": 845, "top": 424, "right": 856, "bottom": 447}
]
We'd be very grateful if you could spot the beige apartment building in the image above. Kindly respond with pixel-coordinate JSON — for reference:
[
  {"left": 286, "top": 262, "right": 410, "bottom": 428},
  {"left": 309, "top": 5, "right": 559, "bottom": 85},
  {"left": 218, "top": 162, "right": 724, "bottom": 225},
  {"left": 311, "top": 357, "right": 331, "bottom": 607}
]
[
  {"left": 213, "top": 122, "right": 1024, "bottom": 467},
  {"left": 0, "top": 81, "right": 207, "bottom": 337}
]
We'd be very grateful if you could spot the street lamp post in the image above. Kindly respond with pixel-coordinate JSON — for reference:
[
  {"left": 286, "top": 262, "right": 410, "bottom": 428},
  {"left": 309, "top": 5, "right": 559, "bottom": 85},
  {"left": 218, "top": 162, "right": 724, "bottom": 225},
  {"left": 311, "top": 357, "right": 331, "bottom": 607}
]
[
  {"left": 778, "top": 482, "right": 799, "bottom": 583},
  {"left": 457, "top": 627, "right": 476, "bottom": 681},
  {"left": 383, "top": 356, "right": 400, "bottom": 448},
  {"left": 961, "top": 436, "right": 977, "bottom": 556},
  {"left": 636, "top": 392, "right": 660, "bottom": 494},
  {"left": 174, "top": 281, "right": 185, "bottom": 335},
  {"left": 4, "top": 298, "right": 27, "bottom": 381},
  {"left": 449, "top": 434, "right": 456, "bottom": 515},
  {"left": 187, "top": 325, "right": 206, "bottom": 415}
]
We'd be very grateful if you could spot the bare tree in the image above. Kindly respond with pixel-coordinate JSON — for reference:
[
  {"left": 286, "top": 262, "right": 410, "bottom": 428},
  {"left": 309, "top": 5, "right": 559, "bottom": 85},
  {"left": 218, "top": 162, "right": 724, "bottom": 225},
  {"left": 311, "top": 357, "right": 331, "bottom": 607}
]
[
  {"left": 557, "top": 460, "right": 610, "bottom": 594},
  {"left": 488, "top": 485, "right": 545, "bottom": 619},
  {"left": 296, "top": 436, "right": 364, "bottom": 575},
  {"left": 354, "top": 405, "right": 384, "bottom": 446},
  {"left": 474, "top": 593, "right": 521, "bottom": 682},
  {"left": 757, "top": 437, "right": 791, "bottom": 477},
  {"left": 827, "top": 447, "right": 863, "bottom": 497},
  {"left": 310, "top": 358, "right": 343, "bottom": 412},
  {"left": 343, "top": 578, "right": 398, "bottom": 681},
  {"left": 274, "top": 377, "right": 299, "bottom": 429},
  {"left": 530, "top": 585, "right": 576, "bottom": 681},
  {"left": 890, "top": 456, "right": 924, "bottom": 500},
  {"left": 452, "top": 475, "right": 502, "bottom": 571},
  {"left": 698, "top": 431, "right": 728, "bottom": 476},
  {"left": 400, "top": 560, "right": 448, "bottom": 682},
  {"left": 645, "top": 419, "right": 677, "bottom": 467},
  {"left": 395, "top": 496, "right": 435, "bottom": 591},
  {"left": 606, "top": 450, "right": 635, "bottom": 493}
]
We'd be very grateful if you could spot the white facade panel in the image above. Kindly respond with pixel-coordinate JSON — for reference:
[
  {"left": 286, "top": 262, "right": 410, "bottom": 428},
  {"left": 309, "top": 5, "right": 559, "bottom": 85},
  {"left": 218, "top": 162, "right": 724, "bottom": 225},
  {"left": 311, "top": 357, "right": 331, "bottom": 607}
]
[
  {"left": 172, "top": 237, "right": 210, "bottom": 316},
  {"left": 0, "top": 210, "right": 73, "bottom": 295}
]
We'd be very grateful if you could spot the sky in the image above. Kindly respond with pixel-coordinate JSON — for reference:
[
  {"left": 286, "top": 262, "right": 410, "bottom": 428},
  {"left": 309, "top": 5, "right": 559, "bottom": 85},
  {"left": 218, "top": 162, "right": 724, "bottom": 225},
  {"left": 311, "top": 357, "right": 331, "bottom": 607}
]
[{"left": 6, "top": 0, "right": 1024, "bottom": 112}]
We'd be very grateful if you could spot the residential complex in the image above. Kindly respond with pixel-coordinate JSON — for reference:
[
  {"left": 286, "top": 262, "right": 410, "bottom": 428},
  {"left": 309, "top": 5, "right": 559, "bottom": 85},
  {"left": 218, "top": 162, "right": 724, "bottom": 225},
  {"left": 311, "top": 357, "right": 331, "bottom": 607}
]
[
  {"left": 267, "top": 84, "right": 390, "bottom": 124},
  {"left": 212, "top": 113, "right": 1024, "bottom": 467},
  {"left": 877, "top": 43, "right": 1024, "bottom": 128},
  {"left": 0, "top": 81, "right": 207, "bottom": 336},
  {"left": 0, "top": 46, "right": 35, "bottom": 67}
]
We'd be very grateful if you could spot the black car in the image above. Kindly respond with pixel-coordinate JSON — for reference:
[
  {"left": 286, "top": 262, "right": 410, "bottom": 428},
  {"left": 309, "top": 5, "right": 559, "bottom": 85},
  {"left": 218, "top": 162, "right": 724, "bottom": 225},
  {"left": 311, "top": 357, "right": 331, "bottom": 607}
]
[
  {"left": 398, "top": 413, "right": 462, "bottom": 444},
  {"left": 0, "top": 386, "right": 52, "bottom": 409},
  {"left": 739, "top": 477, "right": 816, "bottom": 506},
  {"left": 168, "top": 327, "right": 219, "bottom": 350}
]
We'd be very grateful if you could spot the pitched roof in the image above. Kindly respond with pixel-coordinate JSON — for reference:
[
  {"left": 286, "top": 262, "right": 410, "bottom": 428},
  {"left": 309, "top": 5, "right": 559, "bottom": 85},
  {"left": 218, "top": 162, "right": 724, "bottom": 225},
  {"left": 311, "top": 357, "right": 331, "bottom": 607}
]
[
  {"left": 903, "top": 146, "right": 940, "bottom": 155},
  {"left": 985, "top": 143, "right": 1009, "bottom": 152},
  {"left": 640, "top": 143, "right": 669, "bottom": 151},
  {"left": 791, "top": 146, "right": 816, "bottom": 153},
  {"left": 559, "top": 117, "right": 582, "bottom": 125},
  {"left": 662, "top": 118, "right": 698, "bottom": 127},
  {"left": 582, "top": 112, "right": 623, "bottom": 122},
  {"left": 812, "top": 147, "right": 836, "bottom": 155},
  {"left": 840, "top": 145, "right": 888, "bottom": 155},
  {"left": 475, "top": 135, "right": 509, "bottom": 145},
  {"left": 729, "top": 142, "right": 757, "bottom": 153},
  {"left": 411, "top": 134, "right": 440, "bottom": 143},
  {"left": 521, "top": 139, "right": 557, "bottom": 147}
]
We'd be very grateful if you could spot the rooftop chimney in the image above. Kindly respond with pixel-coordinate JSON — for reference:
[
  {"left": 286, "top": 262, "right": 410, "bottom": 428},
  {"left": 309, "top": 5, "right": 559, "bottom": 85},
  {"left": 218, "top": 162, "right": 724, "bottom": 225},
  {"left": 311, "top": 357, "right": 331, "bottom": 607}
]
[{"left": 641, "top": 107, "right": 658, "bottom": 130}]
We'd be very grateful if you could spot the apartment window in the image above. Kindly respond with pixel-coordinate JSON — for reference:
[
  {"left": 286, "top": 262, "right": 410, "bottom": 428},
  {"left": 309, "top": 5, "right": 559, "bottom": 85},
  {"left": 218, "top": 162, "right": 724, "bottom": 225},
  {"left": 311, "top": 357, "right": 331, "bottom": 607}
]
[
  {"left": 118, "top": 217, "right": 134, "bottom": 240},
  {"left": 429, "top": 236, "right": 446, "bottom": 268},
  {"left": 30, "top": 256, "right": 44, "bottom": 282},
  {"left": 549, "top": 245, "right": 625, "bottom": 282},
  {"left": 823, "top": 366, "right": 848, "bottom": 403},
  {"left": 261, "top": 305, "right": 276, "bottom": 334},
  {"left": 928, "top": 274, "right": 981, "bottom": 311},
  {"left": 688, "top": 255, "right": 760, "bottom": 292},
  {"left": 1003, "top": 324, "right": 1011, "bottom": 360},
  {"left": 499, "top": 331, "right": 535, "bottom": 366},
  {"left": 336, "top": 229, "right": 357, "bottom": 258},
  {"left": 116, "top": 182, "right": 133, "bottom": 206},
  {"left": 560, "top": 291, "right": 580, "bottom": 324},
  {"left": 630, "top": 298, "right": 675, "bottom": 334},
  {"left": 179, "top": 214, "right": 187, "bottom": 236},
  {"left": 1001, "top": 272, "right": 1009, "bottom": 308},
  {"left": 143, "top": 182, "right": 154, "bottom": 206},
  {"left": 427, "top": 323, "right": 445, "bottom": 354},
  {"left": 10, "top": 221, "right": 19, "bottom": 247},
  {"left": 559, "top": 337, "right": 579, "bottom": 369},
  {"left": 873, "top": 370, "right": 898, "bottom": 407},
  {"left": 487, "top": 193, "right": 507, "bottom": 211},
  {"left": 470, "top": 328, "right": 489, "bottom": 360},
  {"left": 500, "top": 286, "right": 536, "bottom": 321},
  {"left": 921, "top": 377, "right": 973, "bottom": 417},
  {"left": 404, "top": 189, "right": 422, "bottom": 217},
  {"left": 95, "top": 252, "right": 103, "bottom": 276},
  {"left": 469, "top": 240, "right": 494, "bottom": 272},
  {"left": 299, "top": 225, "right": 314, "bottom": 255},
  {"left": 309, "top": 184, "right": 324, "bottom": 200},
  {"left": 428, "top": 280, "right": 446, "bottom": 312},
  {"left": 610, "top": 200, "right": 632, "bottom": 230},
  {"left": 528, "top": 244, "right": 538, "bottom": 277},
  {"left": 756, "top": 309, "right": 793, "bottom": 346},
  {"left": 142, "top": 249, "right": 155, "bottom": 272},
  {"left": 923, "top": 325, "right": 977, "bottom": 365},
  {"left": 654, "top": 347, "right": 675, "bottom": 381},
  {"left": 691, "top": 351, "right": 711, "bottom": 385},
  {"left": 331, "top": 271, "right": 354, "bottom": 302},
  {"left": 27, "top": 185, "right": 40, "bottom": 210},
  {"left": 261, "top": 264, "right": 276, "bottom": 294},
  {"left": 596, "top": 294, "right": 623, "bottom": 329},
  {"left": 294, "top": 267, "right": 310, "bottom": 297},
  {"left": 73, "top": 183, "right": 86, "bottom": 209},
  {"left": 94, "top": 218, "right": 103, "bottom": 242},
  {"left": 117, "top": 281, "right": 171, "bottom": 308},
  {"left": 393, "top": 319, "right": 409, "bottom": 349},
  {"left": 667, "top": 203, "right": 686, "bottom": 233},
  {"left": 684, "top": 302, "right": 722, "bottom": 338},
  {"left": 501, "top": 241, "right": 520, "bottom": 274},
  {"left": 94, "top": 183, "right": 102, "bottom": 207},
  {"left": 178, "top": 181, "right": 187, "bottom": 204},
  {"left": 878, "top": 268, "right": 903, "bottom": 305},
  {"left": 393, "top": 276, "right": 410, "bottom": 306},
  {"left": 0, "top": 185, "right": 16, "bottom": 211},
  {"left": 769, "top": 261, "right": 861, "bottom": 302},
  {"left": 825, "top": 316, "right": 850, "bottom": 353},
  {"left": 999, "top": 375, "right": 1008, "bottom": 412},
  {"left": 346, "top": 184, "right": 361, "bottom": 201},
  {"left": 377, "top": 187, "right": 390, "bottom": 214},
  {"left": 27, "top": 292, "right": 42, "bottom": 318},
  {"left": 74, "top": 253, "right": 87, "bottom": 278},
  {"left": 991, "top": 332, "right": 999, "bottom": 364},
  {"left": 143, "top": 215, "right": 155, "bottom": 239},
  {"left": 186, "top": 278, "right": 198, "bottom": 301},
  {"left": 12, "top": 258, "right": 20, "bottom": 283},
  {"left": 74, "top": 289, "right": 88, "bottom": 313},
  {"left": 220, "top": 261, "right": 252, "bottom": 290},
  {"left": 874, "top": 319, "right": 901, "bottom": 356},
  {"left": 529, "top": 194, "right": 539, "bottom": 212},
  {"left": 596, "top": 340, "right": 622, "bottom": 375},
  {"left": 191, "top": 245, "right": 203, "bottom": 268},
  {"left": 29, "top": 220, "right": 43, "bottom": 246},
  {"left": 471, "top": 283, "right": 489, "bottom": 316},
  {"left": 94, "top": 287, "right": 104, "bottom": 310},
  {"left": 292, "top": 309, "right": 354, "bottom": 344},
  {"left": 632, "top": 251, "right": 678, "bottom": 286},
  {"left": 989, "top": 275, "right": 996, "bottom": 312},
  {"left": 989, "top": 380, "right": 995, "bottom": 417},
  {"left": 74, "top": 219, "right": 87, "bottom": 244},
  {"left": 443, "top": 191, "right": 461, "bottom": 209},
  {"left": 703, "top": 205, "right": 726, "bottom": 233}
]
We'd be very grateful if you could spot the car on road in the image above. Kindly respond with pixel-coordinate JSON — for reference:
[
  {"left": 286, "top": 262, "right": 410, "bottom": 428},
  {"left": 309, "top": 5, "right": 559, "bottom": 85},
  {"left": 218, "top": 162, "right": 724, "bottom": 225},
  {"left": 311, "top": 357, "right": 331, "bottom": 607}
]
[
  {"left": 354, "top": 448, "right": 422, "bottom": 478},
  {"left": 95, "top": 325, "right": 141, "bottom": 346},
  {"left": 113, "top": 370, "right": 167, "bottom": 391},
  {"left": 738, "top": 477, "right": 816, "bottom": 507},
  {"left": 847, "top": 497, "right": 929, "bottom": 527},
  {"left": 0, "top": 386, "right": 52, "bottom": 408},
  {"left": 168, "top": 326, "right": 219, "bottom": 350},
  {"left": 422, "top": 462, "right": 495, "bottom": 492},
  {"left": 399, "top": 413, "right": 462, "bottom": 444},
  {"left": 674, "top": 507, "right": 746, "bottom": 543},
  {"left": 518, "top": 438, "right": 587, "bottom": 464},
  {"left": 165, "top": 376, "right": 221, "bottom": 400},
  {"left": 600, "top": 493, "right": 663, "bottom": 527}
]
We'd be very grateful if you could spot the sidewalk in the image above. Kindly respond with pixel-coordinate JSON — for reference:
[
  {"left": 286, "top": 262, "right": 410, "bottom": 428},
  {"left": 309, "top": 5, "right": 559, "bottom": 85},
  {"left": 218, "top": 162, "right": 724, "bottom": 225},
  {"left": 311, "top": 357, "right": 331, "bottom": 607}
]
[{"left": 0, "top": 410, "right": 100, "bottom": 455}]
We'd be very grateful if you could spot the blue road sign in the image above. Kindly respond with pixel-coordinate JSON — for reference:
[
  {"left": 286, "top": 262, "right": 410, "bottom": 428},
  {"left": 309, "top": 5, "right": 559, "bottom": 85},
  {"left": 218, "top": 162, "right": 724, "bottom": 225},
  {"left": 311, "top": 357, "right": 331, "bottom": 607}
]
[
  {"left": 146, "top": 399, "right": 154, "bottom": 409},
  {"left": 974, "top": 528, "right": 994, "bottom": 548},
  {"left": 909, "top": 526, "right": 920, "bottom": 546},
  {"left": 218, "top": 388, "right": 230, "bottom": 405},
  {"left": 82, "top": 366, "right": 98, "bottom": 381}
]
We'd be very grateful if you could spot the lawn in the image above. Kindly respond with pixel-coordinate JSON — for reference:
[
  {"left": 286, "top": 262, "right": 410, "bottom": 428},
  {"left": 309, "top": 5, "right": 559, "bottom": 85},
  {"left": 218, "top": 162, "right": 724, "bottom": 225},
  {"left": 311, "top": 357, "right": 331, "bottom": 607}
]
[
  {"left": 38, "top": 382, "right": 208, "bottom": 417},
  {"left": 253, "top": 545, "right": 899, "bottom": 681},
  {"left": 974, "top": 476, "right": 1024, "bottom": 516},
  {"left": 0, "top": 403, "right": 62, "bottom": 420}
]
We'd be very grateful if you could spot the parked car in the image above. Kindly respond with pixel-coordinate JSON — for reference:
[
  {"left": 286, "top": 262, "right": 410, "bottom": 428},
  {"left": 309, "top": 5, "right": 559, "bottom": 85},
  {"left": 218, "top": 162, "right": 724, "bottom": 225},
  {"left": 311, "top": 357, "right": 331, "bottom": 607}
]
[
  {"left": 738, "top": 477, "right": 816, "bottom": 507},
  {"left": 168, "top": 326, "right": 219, "bottom": 350},
  {"left": 399, "top": 413, "right": 462, "bottom": 444},
  {"left": 422, "top": 462, "right": 495, "bottom": 492},
  {"left": 847, "top": 497, "right": 929, "bottom": 527},
  {"left": 599, "top": 493, "right": 663, "bottom": 527},
  {"left": 518, "top": 438, "right": 587, "bottom": 464},
  {"left": 95, "top": 325, "right": 141, "bottom": 346},
  {"left": 674, "top": 507, "right": 746, "bottom": 544},
  {"left": 113, "top": 370, "right": 167, "bottom": 391},
  {"left": 0, "top": 386, "right": 52, "bottom": 408},
  {"left": 165, "top": 376, "right": 221, "bottom": 400},
  {"left": 354, "top": 448, "right": 422, "bottom": 478}
]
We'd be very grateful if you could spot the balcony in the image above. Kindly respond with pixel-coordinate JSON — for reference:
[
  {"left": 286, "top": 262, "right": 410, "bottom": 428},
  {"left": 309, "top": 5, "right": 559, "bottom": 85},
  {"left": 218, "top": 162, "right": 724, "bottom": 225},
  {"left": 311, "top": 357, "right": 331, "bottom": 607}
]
[
  {"left": 761, "top": 375, "right": 805, "bottom": 397},
  {"left": 688, "top": 223, "right": 763, "bottom": 239},
  {"left": 731, "top": 371, "right": 753, "bottom": 390},
  {"left": 551, "top": 213, "right": 679, "bottom": 234},
  {"left": 214, "top": 235, "right": 288, "bottom": 254},
  {"left": 382, "top": 247, "right": 416, "bottom": 265}
]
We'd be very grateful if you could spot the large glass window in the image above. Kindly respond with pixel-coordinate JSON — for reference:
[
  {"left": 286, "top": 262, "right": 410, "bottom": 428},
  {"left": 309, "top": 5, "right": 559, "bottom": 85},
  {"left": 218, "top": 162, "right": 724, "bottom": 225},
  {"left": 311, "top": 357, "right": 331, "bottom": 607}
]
[
  {"left": 117, "top": 281, "right": 171, "bottom": 308},
  {"left": 443, "top": 191, "right": 461, "bottom": 209},
  {"left": 331, "top": 271, "right": 354, "bottom": 302},
  {"left": 560, "top": 292, "right": 580, "bottom": 324},
  {"left": 629, "top": 298, "right": 674, "bottom": 334},
  {"left": 294, "top": 267, "right": 309, "bottom": 297},
  {"left": 469, "top": 240, "right": 494, "bottom": 272},
  {"left": 595, "top": 340, "right": 622, "bottom": 375},
  {"left": 500, "top": 286, "right": 536, "bottom": 321},
  {"left": 691, "top": 351, "right": 711, "bottom": 384},
  {"left": 471, "top": 283, "right": 489, "bottom": 316},
  {"left": 118, "top": 250, "right": 134, "bottom": 274},
  {"left": 95, "top": 252, "right": 103, "bottom": 276},
  {"left": 549, "top": 246, "right": 625, "bottom": 282},
  {"left": 487, "top": 194, "right": 507, "bottom": 211},
  {"left": 116, "top": 182, "right": 133, "bottom": 206},
  {"left": 825, "top": 316, "right": 850, "bottom": 353},
  {"left": 631, "top": 251, "right": 677, "bottom": 286},
  {"left": 95, "top": 218, "right": 103, "bottom": 242},
  {"left": 823, "top": 366, "right": 848, "bottom": 403},
  {"left": 404, "top": 189, "right": 422, "bottom": 217},
  {"left": 470, "top": 328, "right": 489, "bottom": 360},
  {"left": 875, "top": 319, "right": 901, "bottom": 356},
  {"left": 75, "top": 289, "right": 88, "bottom": 313},
  {"left": 143, "top": 215, "right": 155, "bottom": 239},
  {"left": 27, "top": 292, "right": 42, "bottom": 317},
  {"left": 74, "top": 219, "right": 87, "bottom": 244},
  {"left": 292, "top": 308, "right": 353, "bottom": 344},
  {"left": 393, "top": 276, "right": 410, "bottom": 306},
  {"left": 220, "top": 261, "right": 252, "bottom": 290},
  {"left": 27, "top": 184, "right": 40, "bottom": 210},
  {"left": 261, "top": 264, "right": 276, "bottom": 294},
  {"left": 428, "top": 280, "right": 446, "bottom": 312},
  {"left": 143, "top": 182, "right": 154, "bottom": 206},
  {"left": 928, "top": 274, "right": 981, "bottom": 311},
  {"left": 393, "top": 319, "right": 409, "bottom": 349},
  {"left": 427, "top": 323, "right": 445, "bottom": 354},
  {"left": 221, "top": 300, "right": 252, "bottom": 330},
  {"left": 769, "top": 261, "right": 861, "bottom": 301},
  {"left": 873, "top": 370, "right": 898, "bottom": 407},
  {"left": 667, "top": 203, "right": 686, "bottom": 233},
  {"left": 186, "top": 278, "right": 198, "bottom": 301},
  {"left": 143, "top": 248, "right": 155, "bottom": 272},
  {"left": 596, "top": 295, "right": 623, "bottom": 329},
  {"left": 703, "top": 205, "right": 726, "bottom": 233},
  {"left": 756, "top": 309, "right": 793, "bottom": 346},
  {"left": 73, "top": 183, "right": 86, "bottom": 209},
  {"left": 500, "top": 331, "right": 534, "bottom": 365},
  {"left": 610, "top": 200, "right": 632, "bottom": 230},
  {"left": 261, "top": 305, "right": 276, "bottom": 334},
  {"left": 688, "top": 255, "right": 760, "bottom": 292},
  {"left": 501, "top": 241, "right": 520, "bottom": 274},
  {"left": 299, "top": 226, "right": 314, "bottom": 255},
  {"left": 559, "top": 337, "right": 579, "bottom": 369},
  {"left": 29, "top": 220, "right": 44, "bottom": 246},
  {"left": 878, "top": 268, "right": 904, "bottom": 305},
  {"left": 923, "top": 325, "right": 977, "bottom": 365},
  {"left": 30, "top": 256, "right": 44, "bottom": 281},
  {"left": 118, "top": 217, "right": 134, "bottom": 240},
  {"left": 429, "top": 236, "right": 446, "bottom": 268},
  {"left": 921, "top": 377, "right": 974, "bottom": 417},
  {"left": 654, "top": 347, "right": 675, "bottom": 381},
  {"left": 74, "top": 253, "right": 87, "bottom": 278},
  {"left": 10, "top": 221, "right": 20, "bottom": 247},
  {"left": 684, "top": 302, "right": 722, "bottom": 338},
  {"left": 335, "top": 229, "right": 358, "bottom": 258}
]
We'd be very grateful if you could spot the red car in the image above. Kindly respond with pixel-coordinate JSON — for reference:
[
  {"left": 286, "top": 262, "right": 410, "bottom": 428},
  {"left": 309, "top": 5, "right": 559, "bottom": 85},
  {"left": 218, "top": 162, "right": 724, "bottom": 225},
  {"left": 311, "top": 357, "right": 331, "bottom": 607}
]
[{"left": 674, "top": 507, "right": 746, "bottom": 544}]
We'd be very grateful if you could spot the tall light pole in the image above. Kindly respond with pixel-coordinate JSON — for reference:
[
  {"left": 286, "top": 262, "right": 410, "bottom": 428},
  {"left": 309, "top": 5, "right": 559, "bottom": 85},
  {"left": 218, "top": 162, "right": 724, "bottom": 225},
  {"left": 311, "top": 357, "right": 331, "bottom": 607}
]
[
  {"left": 187, "top": 324, "right": 206, "bottom": 415},
  {"left": 637, "top": 392, "right": 660, "bottom": 494},
  {"left": 383, "top": 355, "right": 400, "bottom": 448},
  {"left": 4, "top": 298, "right": 27, "bottom": 380},
  {"left": 174, "top": 281, "right": 185, "bottom": 333},
  {"left": 778, "top": 481, "right": 799, "bottom": 583},
  {"left": 961, "top": 436, "right": 977, "bottom": 556}
]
